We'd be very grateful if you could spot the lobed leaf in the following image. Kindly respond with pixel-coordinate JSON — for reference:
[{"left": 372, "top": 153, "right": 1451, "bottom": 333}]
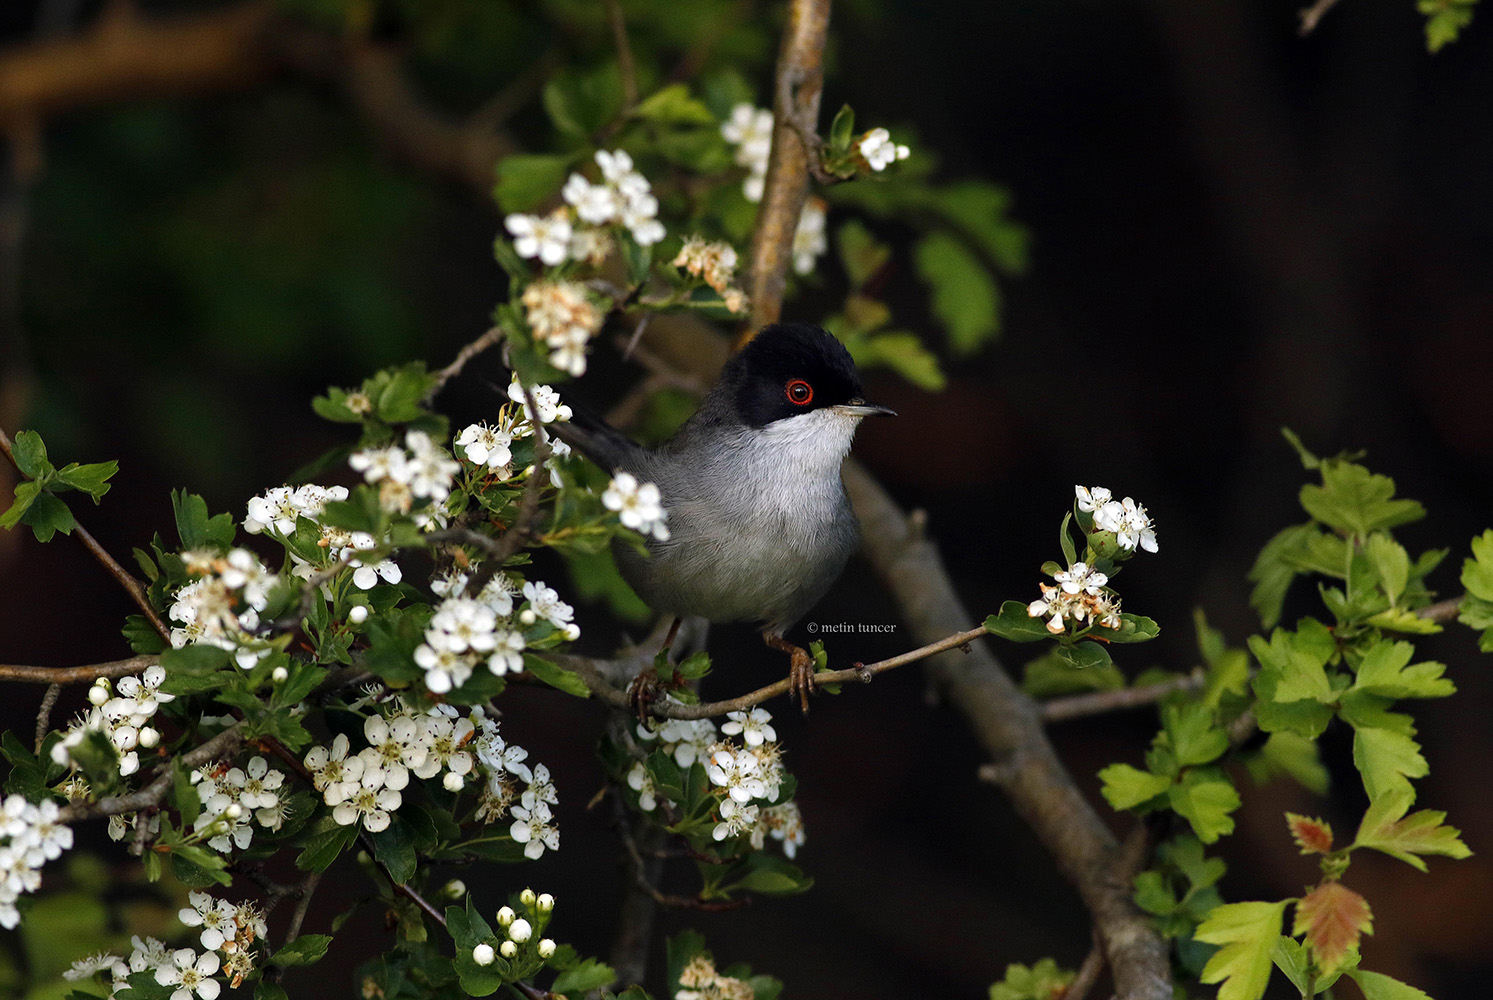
[
  {"left": 1293, "top": 881, "right": 1372, "bottom": 975},
  {"left": 1352, "top": 788, "right": 1473, "bottom": 872},
  {"left": 1285, "top": 813, "right": 1334, "bottom": 854},
  {"left": 1195, "top": 900, "right": 1288, "bottom": 1000}
]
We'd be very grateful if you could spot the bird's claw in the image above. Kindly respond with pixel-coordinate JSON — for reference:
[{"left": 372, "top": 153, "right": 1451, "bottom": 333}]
[
  {"left": 788, "top": 646, "right": 816, "bottom": 714},
  {"left": 627, "top": 667, "right": 660, "bottom": 723}
]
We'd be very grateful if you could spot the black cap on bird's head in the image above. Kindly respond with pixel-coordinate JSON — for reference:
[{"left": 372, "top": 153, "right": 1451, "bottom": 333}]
[{"left": 726, "top": 322, "right": 898, "bottom": 428}]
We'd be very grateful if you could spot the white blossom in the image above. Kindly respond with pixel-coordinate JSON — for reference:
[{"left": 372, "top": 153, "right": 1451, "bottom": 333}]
[
  {"left": 858, "top": 127, "right": 910, "bottom": 171},
  {"left": 154, "top": 947, "right": 221, "bottom": 1000},
  {"left": 602, "top": 472, "right": 671, "bottom": 541},
  {"left": 505, "top": 211, "right": 573, "bottom": 266}
]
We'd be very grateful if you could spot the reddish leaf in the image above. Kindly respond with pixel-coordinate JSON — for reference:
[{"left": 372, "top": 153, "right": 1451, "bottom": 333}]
[
  {"left": 1293, "top": 882, "right": 1373, "bottom": 974},
  {"left": 1286, "top": 813, "right": 1334, "bottom": 854}
]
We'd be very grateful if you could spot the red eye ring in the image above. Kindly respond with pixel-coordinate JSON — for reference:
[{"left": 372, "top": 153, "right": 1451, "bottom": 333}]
[{"left": 785, "top": 379, "right": 814, "bottom": 405}]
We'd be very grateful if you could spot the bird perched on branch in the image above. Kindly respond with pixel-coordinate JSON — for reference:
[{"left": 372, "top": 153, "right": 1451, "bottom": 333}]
[{"left": 551, "top": 322, "right": 895, "bottom": 712}]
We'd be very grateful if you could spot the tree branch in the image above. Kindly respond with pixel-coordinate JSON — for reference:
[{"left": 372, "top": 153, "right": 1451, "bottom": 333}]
[
  {"left": 0, "top": 653, "right": 158, "bottom": 685},
  {"left": 842, "top": 460, "right": 1171, "bottom": 1000},
  {"left": 549, "top": 624, "right": 990, "bottom": 720},
  {"left": 57, "top": 722, "right": 244, "bottom": 824},
  {"left": 743, "top": 0, "right": 831, "bottom": 337},
  {"left": 1042, "top": 671, "right": 1206, "bottom": 724}
]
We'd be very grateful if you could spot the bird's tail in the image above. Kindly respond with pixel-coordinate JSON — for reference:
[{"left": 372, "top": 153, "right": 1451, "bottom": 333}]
[{"left": 548, "top": 404, "right": 644, "bottom": 473}]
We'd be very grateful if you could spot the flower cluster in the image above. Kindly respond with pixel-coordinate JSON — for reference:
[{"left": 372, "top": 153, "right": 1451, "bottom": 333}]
[
  {"left": 676, "top": 952, "right": 755, "bottom": 1000},
  {"left": 65, "top": 936, "right": 190, "bottom": 1000},
  {"left": 0, "top": 794, "right": 72, "bottom": 929},
  {"left": 177, "top": 890, "right": 268, "bottom": 988},
  {"left": 520, "top": 279, "right": 605, "bottom": 376},
  {"left": 1076, "top": 485, "right": 1158, "bottom": 554},
  {"left": 349, "top": 428, "right": 460, "bottom": 520},
  {"left": 721, "top": 104, "right": 829, "bottom": 275},
  {"left": 858, "top": 127, "right": 910, "bottom": 171},
  {"left": 303, "top": 706, "right": 464, "bottom": 832},
  {"left": 464, "top": 707, "right": 559, "bottom": 856},
  {"left": 471, "top": 888, "right": 559, "bottom": 966},
  {"left": 190, "top": 755, "right": 290, "bottom": 852},
  {"left": 672, "top": 236, "right": 748, "bottom": 313},
  {"left": 415, "top": 586, "right": 528, "bottom": 694},
  {"left": 52, "top": 667, "right": 175, "bottom": 780},
  {"left": 1027, "top": 561, "right": 1121, "bottom": 635},
  {"left": 602, "top": 471, "right": 671, "bottom": 541},
  {"left": 720, "top": 103, "right": 775, "bottom": 202},
  {"left": 633, "top": 706, "right": 805, "bottom": 858},
  {"left": 504, "top": 149, "right": 666, "bottom": 272},
  {"left": 166, "top": 548, "right": 278, "bottom": 667}
]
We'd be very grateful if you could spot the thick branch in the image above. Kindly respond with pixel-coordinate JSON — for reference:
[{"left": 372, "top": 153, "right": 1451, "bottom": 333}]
[
  {"left": 842, "top": 460, "right": 1171, "bottom": 1000},
  {"left": 743, "top": 0, "right": 831, "bottom": 337}
]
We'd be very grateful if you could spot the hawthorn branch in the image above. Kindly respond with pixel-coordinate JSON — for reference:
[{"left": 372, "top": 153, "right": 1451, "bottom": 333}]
[
  {"left": 0, "top": 427, "right": 170, "bottom": 642},
  {"left": 1297, "top": 0, "right": 1344, "bottom": 35},
  {"left": 548, "top": 624, "right": 991, "bottom": 719},
  {"left": 743, "top": 0, "right": 831, "bottom": 337},
  {"left": 427, "top": 326, "right": 504, "bottom": 403},
  {"left": 1042, "top": 670, "right": 1206, "bottom": 724},
  {"left": 57, "top": 722, "right": 244, "bottom": 824},
  {"left": 841, "top": 460, "right": 1172, "bottom": 1000},
  {"left": 0, "top": 653, "right": 158, "bottom": 685}
]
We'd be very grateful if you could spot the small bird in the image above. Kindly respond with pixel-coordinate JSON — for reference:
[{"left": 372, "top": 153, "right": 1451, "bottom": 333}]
[{"left": 552, "top": 322, "right": 895, "bottom": 711}]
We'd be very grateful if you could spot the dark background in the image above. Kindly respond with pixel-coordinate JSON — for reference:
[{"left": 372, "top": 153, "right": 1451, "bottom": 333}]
[{"left": 2, "top": 1, "right": 1492, "bottom": 997}]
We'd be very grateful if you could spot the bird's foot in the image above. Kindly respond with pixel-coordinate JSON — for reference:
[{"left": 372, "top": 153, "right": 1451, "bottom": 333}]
[
  {"left": 627, "top": 666, "right": 661, "bottom": 723},
  {"left": 764, "top": 633, "right": 817, "bottom": 713}
]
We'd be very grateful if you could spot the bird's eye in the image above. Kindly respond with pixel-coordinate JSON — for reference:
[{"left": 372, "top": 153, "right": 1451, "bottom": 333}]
[{"left": 785, "top": 379, "right": 814, "bottom": 405}]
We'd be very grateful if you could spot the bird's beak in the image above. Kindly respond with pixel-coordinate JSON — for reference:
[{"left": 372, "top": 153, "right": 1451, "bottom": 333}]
[{"left": 834, "top": 398, "right": 898, "bottom": 418}]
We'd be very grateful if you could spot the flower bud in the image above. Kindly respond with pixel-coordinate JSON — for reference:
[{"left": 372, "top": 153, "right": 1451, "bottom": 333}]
[
  {"left": 563, "top": 623, "right": 581, "bottom": 641},
  {"left": 519, "top": 609, "right": 537, "bottom": 626},
  {"left": 499, "top": 941, "right": 518, "bottom": 959},
  {"left": 496, "top": 906, "right": 515, "bottom": 926},
  {"left": 138, "top": 727, "right": 161, "bottom": 749},
  {"left": 508, "top": 918, "right": 532, "bottom": 943},
  {"left": 538, "top": 938, "right": 556, "bottom": 958},
  {"left": 441, "top": 879, "right": 466, "bottom": 901},
  {"left": 443, "top": 772, "right": 465, "bottom": 792},
  {"left": 88, "top": 682, "right": 111, "bottom": 706},
  {"left": 519, "top": 888, "right": 536, "bottom": 907},
  {"left": 472, "top": 943, "right": 495, "bottom": 966},
  {"left": 272, "top": 666, "right": 289, "bottom": 683},
  {"left": 536, "top": 893, "right": 554, "bottom": 912},
  {"left": 349, "top": 605, "right": 370, "bottom": 625},
  {"left": 225, "top": 802, "right": 243, "bottom": 820}
]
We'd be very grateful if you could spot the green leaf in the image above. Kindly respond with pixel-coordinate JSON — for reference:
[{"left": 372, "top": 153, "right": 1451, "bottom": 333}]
[
  {"left": 984, "top": 601, "right": 1055, "bottom": 642},
  {"left": 0, "top": 478, "right": 40, "bottom": 529},
  {"left": 926, "top": 181, "right": 1030, "bottom": 274},
  {"left": 1163, "top": 702, "right": 1229, "bottom": 767},
  {"left": 255, "top": 983, "right": 291, "bottom": 1000},
  {"left": 837, "top": 219, "right": 890, "bottom": 289},
  {"left": 914, "top": 230, "right": 1000, "bottom": 355},
  {"left": 1461, "top": 529, "right": 1493, "bottom": 600},
  {"left": 1053, "top": 641, "right": 1112, "bottom": 671},
  {"left": 1352, "top": 787, "right": 1472, "bottom": 872},
  {"left": 844, "top": 330, "right": 946, "bottom": 391},
  {"left": 53, "top": 460, "right": 118, "bottom": 500},
  {"left": 11, "top": 429, "right": 51, "bottom": 478},
  {"left": 542, "top": 63, "right": 624, "bottom": 138},
  {"left": 1248, "top": 523, "right": 1317, "bottom": 628},
  {"left": 20, "top": 492, "right": 74, "bottom": 541},
  {"left": 635, "top": 84, "right": 715, "bottom": 125},
  {"left": 1420, "top": 0, "right": 1479, "bottom": 52},
  {"left": 1195, "top": 900, "right": 1289, "bottom": 1000},
  {"left": 1098, "top": 763, "right": 1172, "bottom": 811},
  {"left": 295, "top": 817, "right": 359, "bottom": 872},
  {"left": 724, "top": 852, "right": 813, "bottom": 895},
  {"left": 171, "top": 845, "right": 232, "bottom": 887},
  {"left": 1365, "top": 534, "right": 1410, "bottom": 604},
  {"left": 370, "top": 817, "right": 418, "bottom": 884},
  {"left": 551, "top": 958, "right": 618, "bottom": 993},
  {"left": 1248, "top": 629, "right": 1334, "bottom": 705},
  {"left": 494, "top": 155, "right": 571, "bottom": 214},
  {"left": 522, "top": 655, "right": 591, "bottom": 698},
  {"left": 1351, "top": 725, "right": 1428, "bottom": 803},
  {"left": 271, "top": 934, "right": 333, "bottom": 967},
  {"left": 1347, "top": 969, "right": 1435, "bottom": 1000},
  {"left": 1299, "top": 461, "right": 1424, "bottom": 536},
  {"left": 988, "top": 957, "right": 1074, "bottom": 1000},
  {"left": 827, "top": 104, "right": 855, "bottom": 154},
  {"left": 1091, "top": 613, "right": 1160, "bottom": 643},
  {"left": 1352, "top": 641, "right": 1454, "bottom": 699},
  {"left": 1169, "top": 769, "right": 1241, "bottom": 844},
  {"left": 1021, "top": 649, "right": 1124, "bottom": 698}
]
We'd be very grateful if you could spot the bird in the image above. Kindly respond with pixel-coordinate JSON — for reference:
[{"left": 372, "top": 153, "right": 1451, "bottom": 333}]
[{"left": 550, "top": 321, "right": 896, "bottom": 712}]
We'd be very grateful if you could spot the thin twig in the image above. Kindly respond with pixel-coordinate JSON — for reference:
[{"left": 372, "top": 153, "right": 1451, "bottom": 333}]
[
  {"left": 0, "top": 653, "right": 157, "bottom": 685},
  {"left": 1062, "top": 936, "right": 1106, "bottom": 1000},
  {"left": 426, "top": 326, "right": 504, "bottom": 403},
  {"left": 34, "top": 683, "right": 60, "bottom": 750},
  {"left": 614, "top": 796, "right": 747, "bottom": 912},
  {"left": 550, "top": 624, "right": 990, "bottom": 720},
  {"left": 461, "top": 383, "right": 553, "bottom": 598},
  {"left": 58, "top": 722, "right": 244, "bottom": 823},
  {"left": 0, "top": 427, "right": 171, "bottom": 641},
  {"left": 284, "top": 870, "right": 322, "bottom": 943},
  {"left": 1419, "top": 595, "right": 1462, "bottom": 623},
  {"left": 1042, "top": 670, "right": 1206, "bottom": 724},
  {"left": 605, "top": 0, "right": 639, "bottom": 110}
]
